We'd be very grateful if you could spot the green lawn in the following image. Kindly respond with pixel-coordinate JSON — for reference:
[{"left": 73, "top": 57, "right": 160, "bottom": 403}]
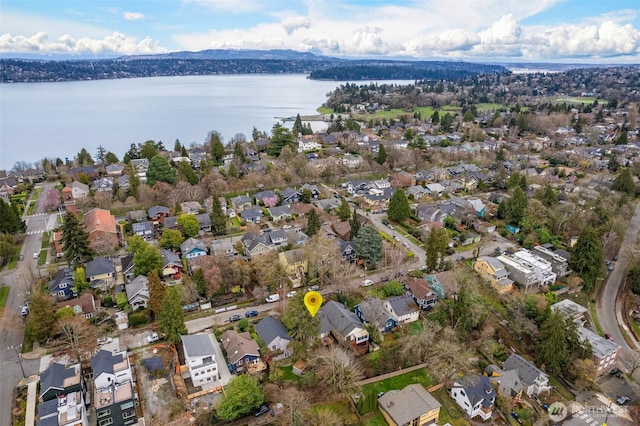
[
  {"left": 363, "top": 411, "right": 387, "bottom": 426},
  {"left": 316, "top": 106, "right": 334, "bottom": 114},
  {"left": 476, "top": 103, "right": 506, "bottom": 112},
  {"left": 556, "top": 96, "right": 604, "bottom": 105},
  {"left": 230, "top": 216, "right": 241, "bottom": 227},
  {"left": 432, "top": 388, "right": 470, "bottom": 426},
  {"left": 37, "top": 250, "right": 46, "bottom": 266},
  {"left": 0, "top": 286, "right": 10, "bottom": 312},
  {"left": 310, "top": 400, "right": 359, "bottom": 424},
  {"left": 361, "top": 368, "right": 435, "bottom": 397},
  {"left": 278, "top": 365, "right": 298, "bottom": 381}
]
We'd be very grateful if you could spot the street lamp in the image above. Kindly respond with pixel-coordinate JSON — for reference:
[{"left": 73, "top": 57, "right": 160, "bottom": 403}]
[{"left": 8, "top": 345, "right": 26, "bottom": 378}]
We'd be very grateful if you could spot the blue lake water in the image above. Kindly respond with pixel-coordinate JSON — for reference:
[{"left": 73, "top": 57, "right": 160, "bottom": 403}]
[{"left": 0, "top": 75, "right": 412, "bottom": 170}]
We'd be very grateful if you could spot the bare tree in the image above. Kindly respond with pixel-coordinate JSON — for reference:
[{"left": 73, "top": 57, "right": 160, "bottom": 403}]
[
  {"left": 281, "top": 387, "right": 310, "bottom": 426},
  {"left": 57, "top": 315, "right": 98, "bottom": 362},
  {"left": 314, "top": 346, "right": 363, "bottom": 396}
]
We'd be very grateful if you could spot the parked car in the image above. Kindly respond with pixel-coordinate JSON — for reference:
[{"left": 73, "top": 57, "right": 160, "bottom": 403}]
[
  {"left": 605, "top": 333, "right": 613, "bottom": 340},
  {"left": 382, "top": 219, "right": 394, "bottom": 230},
  {"left": 228, "top": 314, "right": 242, "bottom": 322},
  {"left": 617, "top": 395, "right": 630, "bottom": 405},
  {"left": 20, "top": 306, "right": 29, "bottom": 316},
  {"left": 308, "top": 285, "right": 320, "bottom": 292},
  {"left": 610, "top": 367, "right": 620, "bottom": 376},
  {"left": 147, "top": 332, "right": 160, "bottom": 343},
  {"left": 286, "top": 291, "right": 297, "bottom": 298},
  {"left": 254, "top": 404, "right": 269, "bottom": 417},
  {"left": 33, "top": 251, "right": 39, "bottom": 259},
  {"left": 613, "top": 255, "right": 618, "bottom": 261},
  {"left": 97, "top": 337, "right": 113, "bottom": 346},
  {"left": 361, "top": 279, "right": 374, "bottom": 287},
  {"left": 18, "top": 254, "right": 24, "bottom": 261},
  {"left": 265, "top": 294, "right": 280, "bottom": 303},
  {"left": 245, "top": 310, "right": 259, "bottom": 318},
  {"left": 608, "top": 263, "right": 614, "bottom": 271}
]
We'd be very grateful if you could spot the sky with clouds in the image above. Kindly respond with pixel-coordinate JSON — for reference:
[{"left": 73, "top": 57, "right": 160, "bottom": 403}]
[{"left": 1, "top": 0, "right": 639, "bottom": 62}]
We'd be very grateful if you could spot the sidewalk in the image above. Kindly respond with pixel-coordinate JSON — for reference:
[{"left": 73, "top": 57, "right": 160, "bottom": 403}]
[{"left": 21, "top": 375, "right": 39, "bottom": 426}]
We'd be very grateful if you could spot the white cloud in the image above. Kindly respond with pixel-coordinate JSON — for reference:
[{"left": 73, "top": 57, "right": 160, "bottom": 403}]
[
  {"left": 182, "top": 0, "right": 263, "bottom": 12},
  {"left": 123, "top": 12, "right": 145, "bottom": 21},
  {"left": 0, "top": 32, "right": 170, "bottom": 54},
  {"left": 281, "top": 16, "right": 310, "bottom": 35}
]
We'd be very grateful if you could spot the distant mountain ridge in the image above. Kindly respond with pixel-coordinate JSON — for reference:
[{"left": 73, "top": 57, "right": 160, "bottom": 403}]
[{"left": 120, "top": 49, "right": 334, "bottom": 61}]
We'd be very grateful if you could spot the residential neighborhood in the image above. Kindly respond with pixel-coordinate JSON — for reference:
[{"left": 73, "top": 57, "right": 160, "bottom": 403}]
[{"left": 2, "top": 64, "right": 640, "bottom": 426}]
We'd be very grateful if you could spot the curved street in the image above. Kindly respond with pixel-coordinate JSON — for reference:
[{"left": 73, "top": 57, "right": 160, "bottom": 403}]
[{"left": 596, "top": 201, "right": 640, "bottom": 373}]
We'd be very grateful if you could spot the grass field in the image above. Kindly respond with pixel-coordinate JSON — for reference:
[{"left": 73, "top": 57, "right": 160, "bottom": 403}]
[
  {"left": 556, "top": 96, "right": 605, "bottom": 105},
  {"left": 361, "top": 368, "right": 435, "bottom": 397},
  {"left": 477, "top": 103, "right": 506, "bottom": 112},
  {"left": 0, "top": 286, "right": 9, "bottom": 313}
]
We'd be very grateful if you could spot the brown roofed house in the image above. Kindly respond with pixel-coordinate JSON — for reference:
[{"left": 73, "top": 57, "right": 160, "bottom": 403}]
[{"left": 82, "top": 208, "right": 119, "bottom": 252}]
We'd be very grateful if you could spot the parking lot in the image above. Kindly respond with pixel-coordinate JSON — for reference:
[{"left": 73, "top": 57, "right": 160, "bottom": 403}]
[{"left": 597, "top": 373, "right": 636, "bottom": 406}]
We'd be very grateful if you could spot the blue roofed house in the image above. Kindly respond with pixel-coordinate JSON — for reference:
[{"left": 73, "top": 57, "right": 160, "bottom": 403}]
[
  {"left": 181, "top": 237, "right": 208, "bottom": 260},
  {"left": 48, "top": 268, "right": 77, "bottom": 301},
  {"left": 255, "top": 317, "right": 293, "bottom": 361},
  {"left": 281, "top": 187, "right": 301, "bottom": 204},
  {"left": 355, "top": 298, "right": 397, "bottom": 334}
]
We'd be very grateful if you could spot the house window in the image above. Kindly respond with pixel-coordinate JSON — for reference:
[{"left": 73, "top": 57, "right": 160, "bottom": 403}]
[
  {"left": 97, "top": 409, "right": 111, "bottom": 418},
  {"left": 122, "top": 409, "right": 136, "bottom": 419},
  {"left": 99, "top": 418, "right": 114, "bottom": 426},
  {"left": 272, "top": 345, "right": 277, "bottom": 350},
  {"left": 58, "top": 291, "right": 66, "bottom": 296},
  {"left": 203, "top": 356, "right": 213, "bottom": 364}
]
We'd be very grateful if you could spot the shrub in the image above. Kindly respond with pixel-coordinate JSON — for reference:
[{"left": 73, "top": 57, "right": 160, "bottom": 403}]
[{"left": 128, "top": 313, "right": 149, "bottom": 327}]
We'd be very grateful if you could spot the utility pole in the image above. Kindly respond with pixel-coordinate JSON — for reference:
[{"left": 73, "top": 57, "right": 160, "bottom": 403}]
[{"left": 8, "top": 345, "right": 26, "bottom": 378}]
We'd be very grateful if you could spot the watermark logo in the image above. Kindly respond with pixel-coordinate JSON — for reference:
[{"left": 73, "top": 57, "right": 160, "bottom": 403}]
[{"left": 548, "top": 402, "right": 568, "bottom": 422}]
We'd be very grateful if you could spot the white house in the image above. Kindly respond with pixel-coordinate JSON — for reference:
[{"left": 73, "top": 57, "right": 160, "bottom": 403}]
[
  {"left": 255, "top": 317, "right": 293, "bottom": 361},
  {"left": 383, "top": 294, "right": 420, "bottom": 324},
  {"left": 91, "top": 349, "right": 133, "bottom": 390},
  {"left": 181, "top": 334, "right": 220, "bottom": 388},
  {"left": 298, "top": 138, "right": 322, "bottom": 151},
  {"left": 451, "top": 375, "right": 496, "bottom": 421}
]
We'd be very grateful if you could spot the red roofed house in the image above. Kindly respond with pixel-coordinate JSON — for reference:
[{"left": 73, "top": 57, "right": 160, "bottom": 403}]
[
  {"left": 405, "top": 277, "right": 438, "bottom": 310},
  {"left": 57, "top": 292, "right": 97, "bottom": 319},
  {"left": 82, "top": 208, "right": 119, "bottom": 253}
]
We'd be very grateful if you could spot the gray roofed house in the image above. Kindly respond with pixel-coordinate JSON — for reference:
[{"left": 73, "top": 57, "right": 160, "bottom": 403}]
[
  {"left": 241, "top": 232, "right": 273, "bottom": 258},
  {"left": 320, "top": 301, "right": 369, "bottom": 355},
  {"left": 240, "top": 207, "right": 263, "bottom": 224},
  {"left": 125, "top": 275, "right": 149, "bottom": 310},
  {"left": 117, "top": 173, "right": 130, "bottom": 190},
  {"left": 280, "top": 187, "right": 301, "bottom": 204},
  {"left": 378, "top": 384, "right": 441, "bottom": 426},
  {"left": 266, "top": 229, "right": 287, "bottom": 246},
  {"left": 39, "top": 362, "right": 83, "bottom": 402},
  {"left": 485, "top": 366, "right": 523, "bottom": 398},
  {"left": 267, "top": 205, "right": 293, "bottom": 222},
  {"left": 195, "top": 213, "right": 212, "bottom": 231},
  {"left": 219, "top": 330, "right": 262, "bottom": 372},
  {"left": 211, "top": 239, "right": 238, "bottom": 258},
  {"left": 255, "top": 317, "right": 292, "bottom": 360},
  {"left": 92, "top": 177, "right": 114, "bottom": 192},
  {"left": 127, "top": 209, "right": 146, "bottom": 222},
  {"left": 576, "top": 326, "right": 621, "bottom": 376},
  {"left": 300, "top": 183, "right": 320, "bottom": 199},
  {"left": 91, "top": 349, "right": 133, "bottom": 390},
  {"left": 230, "top": 195, "right": 253, "bottom": 212},
  {"left": 451, "top": 375, "right": 496, "bottom": 420},
  {"left": 355, "top": 298, "right": 396, "bottom": 333},
  {"left": 180, "top": 237, "right": 207, "bottom": 260},
  {"left": 383, "top": 294, "right": 420, "bottom": 324},
  {"left": 182, "top": 334, "right": 215, "bottom": 358},
  {"left": 160, "top": 249, "right": 183, "bottom": 281},
  {"left": 105, "top": 164, "right": 125, "bottom": 176},
  {"left": 180, "top": 201, "right": 202, "bottom": 214},
  {"left": 502, "top": 354, "right": 550, "bottom": 397},
  {"left": 85, "top": 256, "right": 115, "bottom": 284},
  {"left": 551, "top": 299, "right": 588, "bottom": 324},
  {"left": 132, "top": 221, "right": 155, "bottom": 241},
  {"left": 148, "top": 205, "right": 171, "bottom": 224}
]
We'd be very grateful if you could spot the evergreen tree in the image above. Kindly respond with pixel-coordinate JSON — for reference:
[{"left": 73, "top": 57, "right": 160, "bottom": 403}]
[
  {"left": 608, "top": 156, "right": 619, "bottom": 172},
  {"left": 76, "top": 148, "right": 94, "bottom": 166},
  {"left": 128, "top": 163, "right": 139, "bottom": 198},
  {"left": 147, "top": 270, "right": 165, "bottom": 320},
  {"left": 431, "top": 110, "right": 440, "bottom": 125},
  {"left": 95, "top": 145, "right": 107, "bottom": 164},
  {"left": 61, "top": 211, "right": 94, "bottom": 266},
  {"left": 233, "top": 142, "right": 246, "bottom": 163},
  {"left": 0, "top": 199, "right": 26, "bottom": 234},
  {"left": 292, "top": 113, "right": 304, "bottom": 136},
  {"left": 387, "top": 189, "right": 411, "bottom": 222},
  {"left": 338, "top": 198, "right": 351, "bottom": 221},
  {"left": 349, "top": 209, "right": 360, "bottom": 240},
  {"left": 180, "top": 145, "right": 188, "bottom": 157},
  {"left": 353, "top": 226, "right": 383, "bottom": 267},
  {"left": 227, "top": 162, "right": 239, "bottom": 178},
  {"left": 193, "top": 268, "right": 207, "bottom": 297},
  {"left": 139, "top": 140, "right": 159, "bottom": 160},
  {"left": 306, "top": 209, "right": 321, "bottom": 237},
  {"left": 72, "top": 267, "right": 88, "bottom": 294},
  {"left": 174, "top": 139, "right": 182, "bottom": 152},
  {"left": 569, "top": 226, "right": 603, "bottom": 292},
  {"left": 495, "top": 148, "right": 506, "bottom": 161},
  {"left": 376, "top": 144, "right": 387, "bottom": 165},
  {"left": 176, "top": 161, "right": 198, "bottom": 185},
  {"left": 158, "top": 286, "right": 187, "bottom": 345},
  {"left": 210, "top": 132, "right": 225, "bottom": 165},
  {"left": 542, "top": 185, "right": 557, "bottom": 207},
  {"left": 146, "top": 155, "right": 176, "bottom": 186},
  {"left": 105, "top": 152, "right": 119, "bottom": 165},
  {"left": 267, "top": 125, "right": 296, "bottom": 157},
  {"left": 615, "top": 130, "right": 628, "bottom": 145},
  {"left": 611, "top": 168, "right": 635, "bottom": 195},
  {"left": 210, "top": 196, "right": 227, "bottom": 234},
  {"left": 536, "top": 310, "right": 570, "bottom": 376},
  {"left": 282, "top": 292, "right": 320, "bottom": 354},
  {"left": 425, "top": 228, "right": 449, "bottom": 272}
]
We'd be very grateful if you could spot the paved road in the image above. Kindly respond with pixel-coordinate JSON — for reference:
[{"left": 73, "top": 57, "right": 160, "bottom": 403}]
[
  {"left": 596, "top": 201, "right": 640, "bottom": 373},
  {"left": 0, "top": 182, "right": 55, "bottom": 426}
]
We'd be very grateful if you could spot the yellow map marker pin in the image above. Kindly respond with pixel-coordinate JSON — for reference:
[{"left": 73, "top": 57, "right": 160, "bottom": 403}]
[{"left": 304, "top": 291, "right": 322, "bottom": 317}]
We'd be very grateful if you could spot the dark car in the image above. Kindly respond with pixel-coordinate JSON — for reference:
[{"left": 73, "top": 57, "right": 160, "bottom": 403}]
[
  {"left": 605, "top": 333, "right": 613, "bottom": 340},
  {"left": 245, "top": 310, "right": 259, "bottom": 318},
  {"left": 254, "top": 404, "right": 269, "bottom": 417},
  {"left": 228, "top": 314, "right": 242, "bottom": 322},
  {"left": 610, "top": 367, "right": 620, "bottom": 376}
]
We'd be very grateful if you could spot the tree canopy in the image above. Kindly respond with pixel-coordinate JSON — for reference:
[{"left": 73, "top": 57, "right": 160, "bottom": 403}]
[
  {"left": 0, "top": 199, "right": 26, "bottom": 234},
  {"left": 376, "top": 143, "right": 387, "bottom": 165},
  {"left": 146, "top": 155, "right": 176, "bottom": 186},
  {"left": 158, "top": 286, "right": 187, "bottom": 344},
  {"left": 611, "top": 168, "right": 635, "bottom": 195},
  {"left": 353, "top": 225, "right": 382, "bottom": 267},
  {"left": 215, "top": 375, "right": 264, "bottom": 421},
  {"left": 306, "top": 208, "right": 321, "bottom": 236},
  {"left": 210, "top": 196, "right": 227, "bottom": 234},
  {"left": 569, "top": 226, "right": 603, "bottom": 292},
  {"left": 177, "top": 214, "right": 200, "bottom": 238},
  {"left": 210, "top": 132, "right": 225, "bottom": 165},
  {"left": 128, "top": 235, "right": 163, "bottom": 276},
  {"left": 267, "top": 125, "right": 296, "bottom": 157},
  {"left": 160, "top": 229, "right": 184, "bottom": 250},
  {"left": 61, "top": 211, "right": 94, "bottom": 266},
  {"left": 387, "top": 189, "right": 411, "bottom": 222}
]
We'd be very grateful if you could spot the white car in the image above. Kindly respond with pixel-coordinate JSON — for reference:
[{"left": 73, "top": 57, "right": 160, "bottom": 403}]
[
  {"left": 265, "top": 294, "right": 280, "bottom": 303},
  {"left": 286, "top": 291, "right": 297, "bottom": 298},
  {"left": 20, "top": 306, "right": 29, "bottom": 316},
  {"left": 33, "top": 251, "right": 39, "bottom": 259},
  {"left": 97, "top": 337, "right": 113, "bottom": 346},
  {"left": 361, "top": 279, "right": 374, "bottom": 287},
  {"left": 147, "top": 332, "right": 160, "bottom": 343}
]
